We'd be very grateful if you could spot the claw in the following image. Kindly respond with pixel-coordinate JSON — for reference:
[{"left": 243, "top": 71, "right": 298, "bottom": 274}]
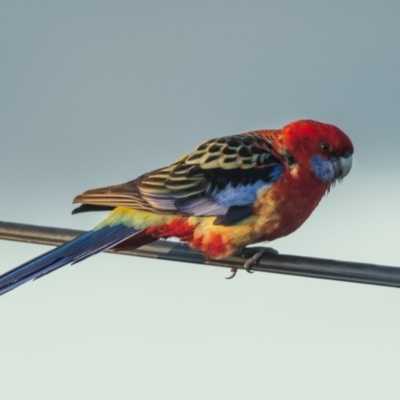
[
  {"left": 226, "top": 247, "right": 278, "bottom": 279},
  {"left": 244, "top": 247, "right": 279, "bottom": 273},
  {"left": 225, "top": 268, "right": 237, "bottom": 279},
  {"left": 243, "top": 251, "right": 263, "bottom": 273}
]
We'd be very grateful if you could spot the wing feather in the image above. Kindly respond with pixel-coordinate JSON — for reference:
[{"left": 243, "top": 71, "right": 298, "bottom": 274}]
[{"left": 73, "top": 131, "right": 286, "bottom": 223}]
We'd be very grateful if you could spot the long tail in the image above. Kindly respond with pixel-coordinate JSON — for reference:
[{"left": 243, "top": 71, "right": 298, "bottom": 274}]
[{"left": 0, "top": 224, "right": 148, "bottom": 296}]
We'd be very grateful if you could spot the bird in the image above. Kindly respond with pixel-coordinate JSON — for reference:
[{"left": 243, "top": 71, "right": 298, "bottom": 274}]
[{"left": 0, "top": 119, "right": 353, "bottom": 295}]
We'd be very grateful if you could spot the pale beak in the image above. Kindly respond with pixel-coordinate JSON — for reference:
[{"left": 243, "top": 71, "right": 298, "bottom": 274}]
[{"left": 339, "top": 154, "right": 353, "bottom": 178}]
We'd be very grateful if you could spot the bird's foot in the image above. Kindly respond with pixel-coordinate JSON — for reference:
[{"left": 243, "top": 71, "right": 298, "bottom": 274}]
[{"left": 226, "top": 246, "right": 279, "bottom": 279}]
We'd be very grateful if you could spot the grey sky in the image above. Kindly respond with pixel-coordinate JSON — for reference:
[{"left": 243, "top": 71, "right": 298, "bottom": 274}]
[{"left": 1, "top": 2, "right": 399, "bottom": 399}]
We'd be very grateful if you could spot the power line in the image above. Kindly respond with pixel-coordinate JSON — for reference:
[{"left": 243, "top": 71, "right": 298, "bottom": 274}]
[{"left": 0, "top": 220, "right": 399, "bottom": 288}]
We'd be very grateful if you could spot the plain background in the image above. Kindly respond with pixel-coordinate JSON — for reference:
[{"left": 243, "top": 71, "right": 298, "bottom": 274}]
[{"left": 1, "top": 1, "right": 399, "bottom": 399}]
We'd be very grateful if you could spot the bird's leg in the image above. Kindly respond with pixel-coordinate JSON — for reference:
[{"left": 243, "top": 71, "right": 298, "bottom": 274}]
[
  {"left": 226, "top": 246, "right": 279, "bottom": 279},
  {"left": 243, "top": 247, "right": 279, "bottom": 272}
]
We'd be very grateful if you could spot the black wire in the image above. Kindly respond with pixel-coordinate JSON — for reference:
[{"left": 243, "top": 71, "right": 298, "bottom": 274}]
[{"left": 0, "top": 220, "right": 399, "bottom": 288}]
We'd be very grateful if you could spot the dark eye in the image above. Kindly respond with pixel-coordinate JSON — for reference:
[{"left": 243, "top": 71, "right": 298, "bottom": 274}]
[{"left": 320, "top": 142, "right": 330, "bottom": 152}]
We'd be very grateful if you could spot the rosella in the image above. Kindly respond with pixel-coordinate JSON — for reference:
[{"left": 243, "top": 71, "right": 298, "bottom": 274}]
[{"left": 0, "top": 120, "right": 353, "bottom": 295}]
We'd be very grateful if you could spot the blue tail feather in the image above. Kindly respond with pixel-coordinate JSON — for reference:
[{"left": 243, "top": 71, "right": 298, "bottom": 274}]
[{"left": 0, "top": 225, "right": 141, "bottom": 296}]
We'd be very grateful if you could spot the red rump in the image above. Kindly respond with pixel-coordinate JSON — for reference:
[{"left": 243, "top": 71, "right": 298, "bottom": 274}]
[{"left": 146, "top": 218, "right": 194, "bottom": 241}]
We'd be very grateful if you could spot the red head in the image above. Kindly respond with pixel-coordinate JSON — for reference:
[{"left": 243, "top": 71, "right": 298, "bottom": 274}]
[{"left": 281, "top": 120, "right": 354, "bottom": 182}]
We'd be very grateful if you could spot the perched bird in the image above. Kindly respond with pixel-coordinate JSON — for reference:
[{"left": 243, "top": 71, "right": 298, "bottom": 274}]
[{"left": 0, "top": 119, "right": 353, "bottom": 295}]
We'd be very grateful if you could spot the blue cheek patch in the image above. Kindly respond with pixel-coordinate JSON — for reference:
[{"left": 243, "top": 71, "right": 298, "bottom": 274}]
[{"left": 311, "top": 156, "right": 340, "bottom": 182}]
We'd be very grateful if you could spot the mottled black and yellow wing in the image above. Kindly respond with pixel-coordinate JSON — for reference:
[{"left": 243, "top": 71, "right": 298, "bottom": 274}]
[{"left": 73, "top": 131, "right": 284, "bottom": 224}]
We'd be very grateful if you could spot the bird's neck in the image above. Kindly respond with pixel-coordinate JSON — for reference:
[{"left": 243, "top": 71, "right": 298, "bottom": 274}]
[{"left": 256, "top": 168, "right": 331, "bottom": 241}]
